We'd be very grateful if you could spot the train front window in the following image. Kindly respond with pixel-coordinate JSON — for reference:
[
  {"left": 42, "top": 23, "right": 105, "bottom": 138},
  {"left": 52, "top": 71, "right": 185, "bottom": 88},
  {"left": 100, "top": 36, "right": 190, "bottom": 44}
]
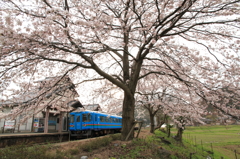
[
  {"left": 70, "top": 115, "right": 74, "bottom": 123},
  {"left": 76, "top": 116, "right": 80, "bottom": 122}
]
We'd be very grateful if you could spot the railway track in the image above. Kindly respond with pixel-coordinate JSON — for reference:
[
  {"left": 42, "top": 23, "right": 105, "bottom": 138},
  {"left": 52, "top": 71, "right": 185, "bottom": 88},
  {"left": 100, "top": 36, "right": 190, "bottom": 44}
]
[
  {"left": 0, "top": 132, "right": 117, "bottom": 148},
  {"left": 0, "top": 132, "right": 69, "bottom": 148}
]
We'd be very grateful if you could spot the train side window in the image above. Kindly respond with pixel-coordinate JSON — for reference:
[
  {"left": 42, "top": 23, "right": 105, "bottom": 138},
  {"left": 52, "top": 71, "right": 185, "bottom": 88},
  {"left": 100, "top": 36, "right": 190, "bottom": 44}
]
[
  {"left": 76, "top": 116, "right": 80, "bottom": 122},
  {"left": 88, "top": 114, "right": 91, "bottom": 122},
  {"left": 110, "top": 118, "right": 113, "bottom": 123},
  {"left": 103, "top": 116, "right": 107, "bottom": 122},
  {"left": 106, "top": 117, "right": 109, "bottom": 122},
  {"left": 83, "top": 113, "right": 91, "bottom": 122},
  {"left": 83, "top": 114, "right": 87, "bottom": 122},
  {"left": 100, "top": 116, "right": 104, "bottom": 122}
]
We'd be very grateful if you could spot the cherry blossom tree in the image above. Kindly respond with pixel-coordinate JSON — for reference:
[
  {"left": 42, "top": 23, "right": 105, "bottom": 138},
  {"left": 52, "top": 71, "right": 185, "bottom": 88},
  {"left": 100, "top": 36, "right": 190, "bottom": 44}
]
[
  {"left": 136, "top": 73, "right": 206, "bottom": 138},
  {"left": 136, "top": 75, "right": 169, "bottom": 133},
  {"left": 1, "top": 0, "right": 240, "bottom": 140},
  {"left": 0, "top": 76, "right": 78, "bottom": 132}
]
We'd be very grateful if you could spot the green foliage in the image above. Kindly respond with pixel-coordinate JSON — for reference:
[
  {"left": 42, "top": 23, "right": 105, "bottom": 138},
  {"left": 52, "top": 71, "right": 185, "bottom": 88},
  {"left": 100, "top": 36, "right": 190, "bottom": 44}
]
[
  {"left": 1, "top": 127, "right": 238, "bottom": 159},
  {"left": 81, "top": 137, "right": 113, "bottom": 152},
  {"left": 49, "top": 149, "right": 73, "bottom": 159},
  {"left": 109, "top": 133, "right": 121, "bottom": 140},
  {"left": 75, "top": 127, "right": 238, "bottom": 158},
  {"left": 0, "top": 144, "right": 75, "bottom": 159},
  {"left": 113, "top": 138, "right": 153, "bottom": 159},
  {"left": 68, "top": 148, "right": 80, "bottom": 155},
  {"left": 153, "top": 130, "right": 211, "bottom": 159},
  {"left": 0, "top": 133, "right": 122, "bottom": 159},
  {"left": 80, "top": 134, "right": 122, "bottom": 152},
  {"left": 0, "top": 144, "right": 49, "bottom": 159},
  {"left": 184, "top": 125, "right": 240, "bottom": 159}
]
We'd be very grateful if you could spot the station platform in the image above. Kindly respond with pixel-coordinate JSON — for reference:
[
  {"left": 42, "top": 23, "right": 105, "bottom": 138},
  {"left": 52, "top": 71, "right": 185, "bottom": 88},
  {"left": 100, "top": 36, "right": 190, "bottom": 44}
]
[{"left": 0, "top": 132, "right": 69, "bottom": 148}]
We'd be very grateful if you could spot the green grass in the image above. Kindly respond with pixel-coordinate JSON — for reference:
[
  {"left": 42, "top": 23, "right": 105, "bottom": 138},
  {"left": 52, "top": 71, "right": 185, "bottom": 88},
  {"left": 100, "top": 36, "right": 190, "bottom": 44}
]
[
  {"left": 153, "top": 130, "right": 209, "bottom": 159},
  {"left": 0, "top": 144, "right": 51, "bottom": 159},
  {"left": 1, "top": 127, "right": 239, "bottom": 159},
  {"left": 80, "top": 135, "right": 113, "bottom": 152},
  {"left": 0, "top": 134, "right": 122, "bottom": 159},
  {"left": 183, "top": 125, "right": 240, "bottom": 159}
]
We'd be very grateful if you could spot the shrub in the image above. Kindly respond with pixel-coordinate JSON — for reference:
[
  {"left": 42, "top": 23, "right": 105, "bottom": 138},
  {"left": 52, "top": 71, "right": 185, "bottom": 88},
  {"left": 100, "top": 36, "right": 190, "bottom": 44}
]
[
  {"left": 81, "top": 137, "right": 112, "bottom": 152},
  {"left": 109, "top": 133, "right": 121, "bottom": 140},
  {"left": 0, "top": 144, "right": 49, "bottom": 159}
]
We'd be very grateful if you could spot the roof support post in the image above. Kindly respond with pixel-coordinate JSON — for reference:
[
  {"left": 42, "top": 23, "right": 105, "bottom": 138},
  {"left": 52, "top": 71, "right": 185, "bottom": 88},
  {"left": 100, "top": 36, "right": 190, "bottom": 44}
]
[{"left": 44, "top": 106, "right": 50, "bottom": 133}]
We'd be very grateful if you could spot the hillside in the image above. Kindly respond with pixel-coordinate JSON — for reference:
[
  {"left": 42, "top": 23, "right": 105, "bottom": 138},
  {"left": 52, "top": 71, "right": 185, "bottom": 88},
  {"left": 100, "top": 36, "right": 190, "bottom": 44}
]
[{"left": 1, "top": 126, "right": 239, "bottom": 159}]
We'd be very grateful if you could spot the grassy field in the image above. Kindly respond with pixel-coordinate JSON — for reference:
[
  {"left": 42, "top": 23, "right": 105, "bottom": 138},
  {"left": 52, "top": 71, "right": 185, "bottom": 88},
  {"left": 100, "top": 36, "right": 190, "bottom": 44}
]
[
  {"left": 0, "top": 130, "right": 210, "bottom": 159},
  {"left": 0, "top": 126, "right": 239, "bottom": 159},
  {"left": 183, "top": 125, "right": 240, "bottom": 159}
]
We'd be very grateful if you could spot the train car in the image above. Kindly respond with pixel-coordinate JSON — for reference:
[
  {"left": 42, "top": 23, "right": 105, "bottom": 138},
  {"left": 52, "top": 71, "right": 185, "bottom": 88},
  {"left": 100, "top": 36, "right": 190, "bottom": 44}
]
[{"left": 69, "top": 110, "right": 122, "bottom": 138}]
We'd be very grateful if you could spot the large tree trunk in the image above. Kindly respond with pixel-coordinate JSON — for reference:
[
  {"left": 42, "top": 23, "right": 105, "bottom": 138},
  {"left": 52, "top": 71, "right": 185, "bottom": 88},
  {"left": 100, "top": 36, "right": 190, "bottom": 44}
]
[
  {"left": 149, "top": 112, "right": 155, "bottom": 133},
  {"left": 167, "top": 124, "right": 171, "bottom": 138},
  {"left": 175, "top": 127, "right": 184, "bottom": 143},
  {"left": 121, "top": 93, "right": 135, "bottom": 141}
]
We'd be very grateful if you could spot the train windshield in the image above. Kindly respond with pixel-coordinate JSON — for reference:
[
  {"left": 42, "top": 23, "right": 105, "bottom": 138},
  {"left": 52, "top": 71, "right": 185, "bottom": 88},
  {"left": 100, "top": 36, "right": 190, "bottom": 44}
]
[{"left": 69, "top": 115, "right": 74, "bottom": 123}]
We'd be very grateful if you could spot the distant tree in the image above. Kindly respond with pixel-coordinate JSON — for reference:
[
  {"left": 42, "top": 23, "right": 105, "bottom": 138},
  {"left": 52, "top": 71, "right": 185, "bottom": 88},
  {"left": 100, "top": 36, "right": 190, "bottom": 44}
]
[
  {"left": 136, "top": 74, "right": 169, "bottom": 133},
  {"left": 155, "top": 112, "right": 168, "bottom": 131},
  {"left": 1, "top": 0, "right": 240, "bottom": 140},
  {"left": 199, "top": 86, "right": 240, "bottom": 124},
  {"left": 174, "top": 116, "right": 186, "bottom": 143},
  {"left": 136, "top": 73, "right": 206, "bottom": 137},
  {"left": 136, "top": 90, "right": 167, "bottom": 133}
]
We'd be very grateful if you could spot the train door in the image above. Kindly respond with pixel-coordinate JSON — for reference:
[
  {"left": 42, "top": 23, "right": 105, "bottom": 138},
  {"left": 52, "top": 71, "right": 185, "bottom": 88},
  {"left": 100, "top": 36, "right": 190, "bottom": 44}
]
[
  {"left": 94, "top": 113, "right": 98, "bottom": 130},
  {"left": 75, "top": 114, "right": 81, "bottom": 130},
  {"left": 82, "top": 113, "right": 92, "bottom": 130}
]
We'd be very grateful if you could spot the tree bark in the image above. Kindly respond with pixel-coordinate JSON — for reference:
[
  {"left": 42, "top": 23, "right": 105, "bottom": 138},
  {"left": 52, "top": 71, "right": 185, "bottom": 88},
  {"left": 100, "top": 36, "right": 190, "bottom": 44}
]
[
  {"left": 121, "top": 93, "right": 135, "bottom": 141},
  {"left": 167, "top": 124, "right": 171, "bottom": 138},
  {"left": 175, "top": 127, "right": 184, "bottom": 143},
  {"left": 149, "top": 112, "right": 155, "bottom": 133},
  {"left": 155, "top": 114, "right": 167, "bottom": 130}
]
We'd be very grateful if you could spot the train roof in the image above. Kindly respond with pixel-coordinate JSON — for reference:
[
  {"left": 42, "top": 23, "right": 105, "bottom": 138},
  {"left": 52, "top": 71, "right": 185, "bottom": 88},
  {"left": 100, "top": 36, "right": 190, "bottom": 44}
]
[{"left": 70, "top": 110, "right": 122, "bottom": 118}]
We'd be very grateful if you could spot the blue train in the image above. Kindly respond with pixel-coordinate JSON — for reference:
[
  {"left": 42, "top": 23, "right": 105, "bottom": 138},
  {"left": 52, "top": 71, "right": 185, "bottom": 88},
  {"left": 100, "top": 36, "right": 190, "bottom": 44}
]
[{"left": 69, "top": 110, "right": 122, "bottom": 138}]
